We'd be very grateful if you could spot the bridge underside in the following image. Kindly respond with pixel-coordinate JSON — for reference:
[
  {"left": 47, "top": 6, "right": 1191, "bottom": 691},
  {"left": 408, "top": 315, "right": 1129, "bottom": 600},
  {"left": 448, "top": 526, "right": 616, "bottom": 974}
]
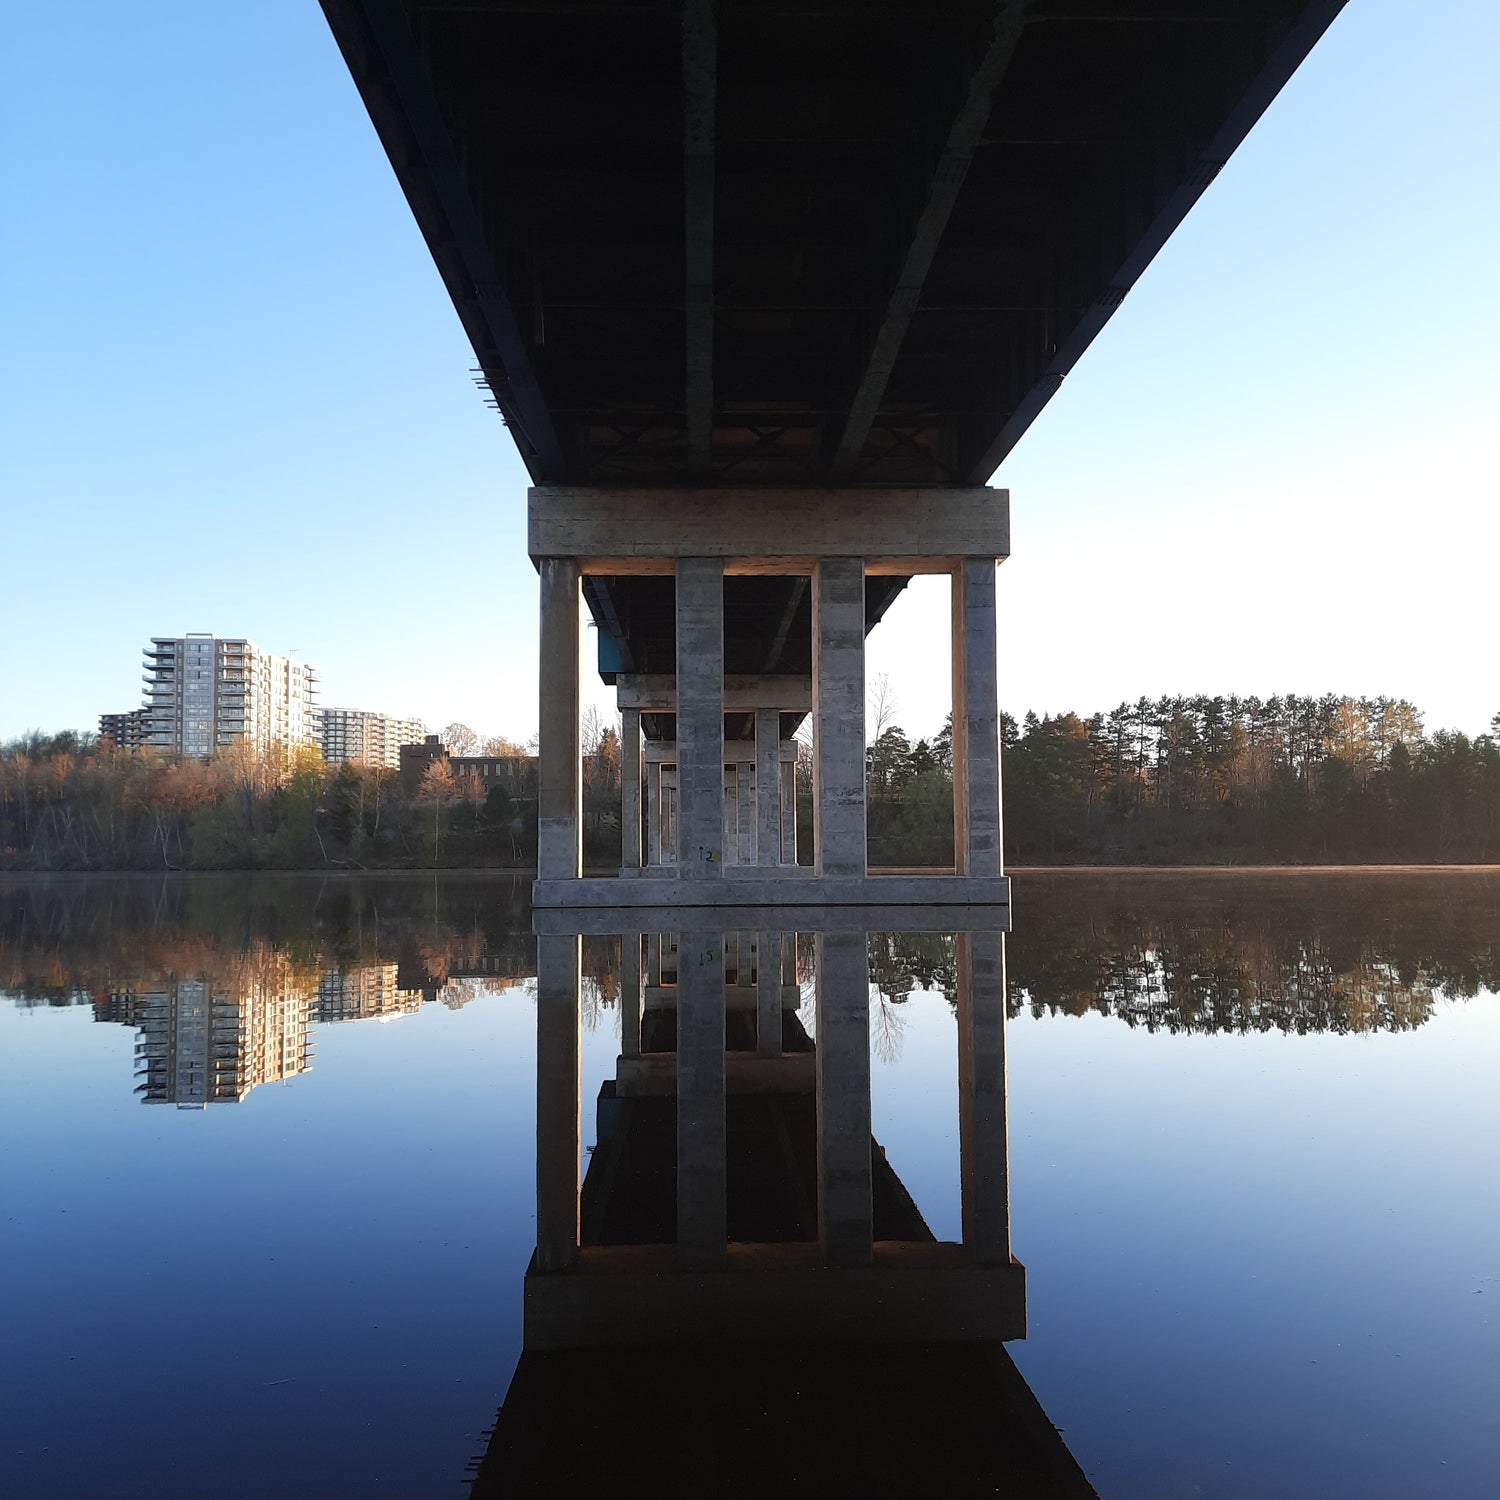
[
  {"left": 323, "top": 0, "right": 1341, "bottom": 489},
  {"left": 322, "top": 0, "right": 1344, "bottom": 903}
]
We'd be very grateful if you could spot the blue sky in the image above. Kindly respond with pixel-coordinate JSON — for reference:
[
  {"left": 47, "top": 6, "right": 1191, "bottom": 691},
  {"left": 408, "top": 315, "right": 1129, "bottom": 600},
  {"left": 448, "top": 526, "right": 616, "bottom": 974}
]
[{"left": 3, "top": 1, "right": 1497, "bottom": 746}]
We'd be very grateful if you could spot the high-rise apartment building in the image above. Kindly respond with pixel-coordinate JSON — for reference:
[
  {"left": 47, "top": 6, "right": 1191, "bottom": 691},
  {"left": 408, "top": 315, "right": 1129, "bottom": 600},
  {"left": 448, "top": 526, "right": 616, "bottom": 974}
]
[
  {"left": 320, "top": 708, "right": 425, "bottom": 769},
  {"left": 99, "top": 708, "right": 151, "bottom": 748},
  {"left": 141, "top": 635, "right": 319, "bottom": 759}
]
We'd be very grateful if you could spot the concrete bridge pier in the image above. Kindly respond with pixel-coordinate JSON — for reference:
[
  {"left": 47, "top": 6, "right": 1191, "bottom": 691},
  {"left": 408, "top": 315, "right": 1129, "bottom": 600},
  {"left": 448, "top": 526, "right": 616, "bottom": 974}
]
[
  {"left": 812, "top": 558, "right": 867, "bottom": 879},
  {"left": 626, "top": 680, "right": 805, "bottom": 875},
  {"left": 619, "top": 708, "right": 642, "bottom": 874},
  {"left": 536, "top": 559, "right": 582, "bottom": 884},
  {"left": 676, "top": 558, "right": 725, "bottom": 883},
  {"left": 530, "top": 485, "right": 1010, "bottom": 908}
]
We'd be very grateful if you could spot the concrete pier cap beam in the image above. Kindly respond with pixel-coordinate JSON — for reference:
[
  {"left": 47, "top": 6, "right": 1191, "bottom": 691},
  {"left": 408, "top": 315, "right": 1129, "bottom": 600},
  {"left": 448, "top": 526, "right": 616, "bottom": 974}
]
[{"left": 527, "top": 486, "right": 1009, "bottom": 574}]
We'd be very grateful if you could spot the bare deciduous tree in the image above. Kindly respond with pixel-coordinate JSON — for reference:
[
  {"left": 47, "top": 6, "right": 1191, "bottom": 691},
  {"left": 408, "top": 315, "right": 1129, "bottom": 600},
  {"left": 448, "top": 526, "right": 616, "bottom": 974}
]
[
  {"left": 581, "top": 706, "right": 605, "bottom": 758},
  {"left": 869, "top": 671, "right": 899, "bottom": 744},
  {"left": 442, "top": 722, "right": 479, "bottom": 756}
]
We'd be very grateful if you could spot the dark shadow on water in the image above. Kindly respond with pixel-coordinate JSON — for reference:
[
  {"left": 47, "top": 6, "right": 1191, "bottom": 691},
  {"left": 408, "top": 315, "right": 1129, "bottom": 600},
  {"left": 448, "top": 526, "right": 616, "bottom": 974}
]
[{"left": 473, "top": 1342, "right": 1093, "bottom": 1499}]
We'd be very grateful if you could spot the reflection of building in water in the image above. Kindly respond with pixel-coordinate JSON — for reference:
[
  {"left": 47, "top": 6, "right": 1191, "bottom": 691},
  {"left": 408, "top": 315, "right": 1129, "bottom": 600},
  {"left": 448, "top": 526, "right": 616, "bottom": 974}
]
[
  {"left": 473, "top": 917, "right": 1096, "bottom": 1497},
  {"left": 314, "top": 964, "right": 423, "bottom": 1023},
  {"left": 133, "top": 966, "right": 314, "bottom": 1108},
  {"left": 92, "top": 949, "right": 518, "bottom": 1107},
  {"left": 395, "top": 938, "right": 536, "bottom": 1008},
  {"left": 96, "top": 989, "right": 145, "bottom": 1028}
]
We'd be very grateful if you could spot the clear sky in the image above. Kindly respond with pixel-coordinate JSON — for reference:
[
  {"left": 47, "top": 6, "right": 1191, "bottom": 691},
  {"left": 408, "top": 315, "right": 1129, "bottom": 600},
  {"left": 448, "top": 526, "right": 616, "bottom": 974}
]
[{"left": 3, "top": 1, "right": 1497, "bottom": 748}]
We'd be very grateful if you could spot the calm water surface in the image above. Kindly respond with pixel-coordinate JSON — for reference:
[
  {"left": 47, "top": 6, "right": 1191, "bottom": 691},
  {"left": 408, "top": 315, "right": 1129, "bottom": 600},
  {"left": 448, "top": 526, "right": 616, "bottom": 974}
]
[{"left": 2, "top": 871, "right": 1497, "bottom": 1497}]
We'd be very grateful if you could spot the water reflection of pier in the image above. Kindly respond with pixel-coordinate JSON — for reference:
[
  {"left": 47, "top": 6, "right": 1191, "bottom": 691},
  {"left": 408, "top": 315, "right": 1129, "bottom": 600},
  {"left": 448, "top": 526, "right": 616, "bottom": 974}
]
[{"left": 473, "top": 908, "right": 1097, "bottom": 1497}]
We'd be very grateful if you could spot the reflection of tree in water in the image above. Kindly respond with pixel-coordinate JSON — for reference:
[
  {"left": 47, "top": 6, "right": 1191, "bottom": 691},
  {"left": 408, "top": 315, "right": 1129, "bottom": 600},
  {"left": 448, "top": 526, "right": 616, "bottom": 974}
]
[
  {"left": 8, "top": 873, "right": 1497, "bottom": 1045},
  {"left": 870, "top": 992, "right": 905, "bottom": 1064},
  {"left": 861, "top": 876, "right": 1500, "bottom": 1052},
  {"left": 580, "top": 935, "right": 620, "bottom": 1033},
  {"left": 867, "top": 933, "right": 957, "bottom": 1063},
  {"left": 0, "top": 874, "right": 535, "bottom": 1009},
  {"left": 1008, "top": 875, "right": 1500, "bottom": 1035}
]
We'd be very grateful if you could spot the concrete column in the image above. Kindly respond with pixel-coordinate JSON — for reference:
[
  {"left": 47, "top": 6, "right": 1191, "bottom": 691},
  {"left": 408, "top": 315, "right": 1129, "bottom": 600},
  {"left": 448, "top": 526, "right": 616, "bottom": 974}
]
[
  {"left": 621, "top": 931, "right": 642, "bottom": 1059},
  {"left": 952, "top": 558, "right": 1002, "bottom": 877},
  {"left": 647, "top": 933, "right": 662, "bottom": 987},
  {"left": 677, "top": 927, "right": 726, "bottom": 1268},
  {"left": 736, "top": 762, "right": 755, "bottom": 864},
  {"left": 676, "top": 558, "right": 725, "bottom": 878},
  {"left": 536, "top": 933, "right": 581, "bottom": 1272},
  {"left": 645, "top": 762, "right": 661, "bottom": 866},
  {"left": 781, "top": 757, "right": 798, "bottom": 864},
  {"left": 670, "top": 773, "right": 679, "bottom": 862},
  {"left": 537, "top": 558, "right": 581, "bottom": 881},
  {"left": 755, "top": 709, "right": 781, "bottom": 865},
  {"left": 662, "top": 769, "right": 678, "bottom": 865},
  {"left": 812, "top": 558, "right": 867, "bottom": 878},
  {"left": 756, "top": 930, "right": 783, "bottom": 1058},
  {"left": 621, "top": 709, "right": 642, "bottom": 873},
  {"left": 957, "top": 932, "right": 1010, "bottom": 1264},
  {"left": 723, "top": 765, "right": 736, "bottom": 862},
  {"left": 815, "top": 930, "right": 873, "bottom": 1266}
]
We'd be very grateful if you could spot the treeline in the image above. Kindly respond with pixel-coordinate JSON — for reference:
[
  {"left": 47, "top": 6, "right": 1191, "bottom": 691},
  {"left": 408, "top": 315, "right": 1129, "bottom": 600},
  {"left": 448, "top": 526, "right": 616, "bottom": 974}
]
[
  {"left": 0, "top": 724, "right": 645, "bottom": 871},
  {"left": 5, "top": 690, "right": 1500, "bottom": 869},
  {"left": 0, "top": 734, "right": 543, "bottom": 871},
  {"left": 868, "top": 693, "right": 1500, "bottom": 864}
]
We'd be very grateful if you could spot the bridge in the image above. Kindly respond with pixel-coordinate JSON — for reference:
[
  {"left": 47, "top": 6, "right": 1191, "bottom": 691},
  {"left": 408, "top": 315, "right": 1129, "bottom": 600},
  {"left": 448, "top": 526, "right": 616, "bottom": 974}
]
[{"left": 319, "top": 0, "right": 1345, "bottom": 909}]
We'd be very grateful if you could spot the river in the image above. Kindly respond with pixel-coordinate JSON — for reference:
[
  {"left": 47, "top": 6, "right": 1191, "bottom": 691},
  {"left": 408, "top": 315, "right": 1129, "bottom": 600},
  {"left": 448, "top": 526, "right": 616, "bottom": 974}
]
[{"left": 2, "top": 870, "right": 1496, "bottom": 1497}]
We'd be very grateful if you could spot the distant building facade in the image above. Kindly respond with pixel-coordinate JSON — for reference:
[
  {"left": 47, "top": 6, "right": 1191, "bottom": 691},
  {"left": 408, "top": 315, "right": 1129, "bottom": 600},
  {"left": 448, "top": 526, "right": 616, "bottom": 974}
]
[
  {"left": 399, "top": 734, "right": 450, "bottom": 797},
  {"left": 142, "top": 635, "right": 319, "bottom": 759},
  {"left": 320, "top": 708, "right": 425, "bottom": 769},
  {"left": 452, "top": 754, "right": 538, "bottom": 799},
  {"left": 398, "top": 733, "right": 538, "bottom": 800},
  {"left": 99, "top": 708, "right": 151, "bottom": 749}
]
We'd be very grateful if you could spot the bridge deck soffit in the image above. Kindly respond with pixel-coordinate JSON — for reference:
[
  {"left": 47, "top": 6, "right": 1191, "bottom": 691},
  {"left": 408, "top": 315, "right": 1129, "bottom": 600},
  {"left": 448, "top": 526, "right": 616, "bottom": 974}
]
[{"left": 321, "top": 0, "right": 1347, "bottom": 488}]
